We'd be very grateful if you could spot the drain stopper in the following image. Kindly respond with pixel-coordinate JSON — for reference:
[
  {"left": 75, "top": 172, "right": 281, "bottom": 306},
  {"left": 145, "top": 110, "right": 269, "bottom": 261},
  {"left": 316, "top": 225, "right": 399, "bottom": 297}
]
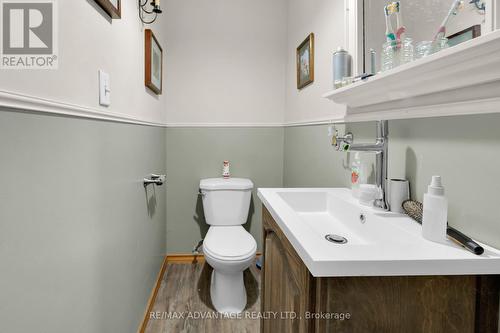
[{"left": 325, "top": 234, "right": 348, "bottom": 244}]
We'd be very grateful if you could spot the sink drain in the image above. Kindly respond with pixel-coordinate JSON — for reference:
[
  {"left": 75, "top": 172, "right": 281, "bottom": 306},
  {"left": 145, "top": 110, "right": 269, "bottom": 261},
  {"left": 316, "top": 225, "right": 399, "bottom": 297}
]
[{"left": 325, "top": 234, "right": 348, "bottom": 244}]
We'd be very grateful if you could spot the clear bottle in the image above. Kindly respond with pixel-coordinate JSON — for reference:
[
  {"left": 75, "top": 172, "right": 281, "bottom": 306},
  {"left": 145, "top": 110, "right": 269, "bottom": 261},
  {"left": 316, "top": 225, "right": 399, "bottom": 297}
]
[
  {"left": 422, "top": 176, "right": 448, "bottom": 243},
  {"left": 351, "top": 153, "right": 362, "bottom": 199}
]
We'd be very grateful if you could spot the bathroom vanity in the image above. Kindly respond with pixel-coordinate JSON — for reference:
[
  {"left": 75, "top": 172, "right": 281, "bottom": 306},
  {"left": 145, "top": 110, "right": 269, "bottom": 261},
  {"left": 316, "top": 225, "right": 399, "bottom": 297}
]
[{"left": 258, "top": 188, "right": 500, "bottom": 333}]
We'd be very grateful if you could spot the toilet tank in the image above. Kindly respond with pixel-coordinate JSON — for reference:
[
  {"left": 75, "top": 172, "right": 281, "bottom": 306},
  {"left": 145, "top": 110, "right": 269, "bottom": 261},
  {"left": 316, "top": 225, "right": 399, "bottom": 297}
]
[{"left": 199, "top": 178, "right": 253, "bottom": 226}]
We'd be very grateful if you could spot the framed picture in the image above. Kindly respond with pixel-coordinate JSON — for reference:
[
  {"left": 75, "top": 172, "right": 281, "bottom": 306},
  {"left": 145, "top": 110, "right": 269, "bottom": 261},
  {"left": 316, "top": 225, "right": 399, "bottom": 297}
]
[
  {"left": 94, "top": 0, "right": 121, "bottom": 19},
  {"left": 145, "top": 29, "right": 163, "bottom": 95},
  {"left": 296, "top": 33, "right": 314, "bottom": 89},
  {"left": 447, "top": 25, "right": 481, "bottom": 47}
]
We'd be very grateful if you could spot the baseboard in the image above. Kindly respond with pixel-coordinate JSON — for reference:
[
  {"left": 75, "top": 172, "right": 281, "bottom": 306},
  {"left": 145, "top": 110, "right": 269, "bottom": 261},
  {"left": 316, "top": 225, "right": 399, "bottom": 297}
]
[
  {"left": 137, "top": 255, "right": 168, "bottom": 333},
  {"left": 166, "top": 254, "right": 206, "bottom": 264},
  {"left": 166, "top": 252, "right": 262, "bottom": 264},
  {"left": 137, "top": 252, "right": 262, "bottom": 332}
]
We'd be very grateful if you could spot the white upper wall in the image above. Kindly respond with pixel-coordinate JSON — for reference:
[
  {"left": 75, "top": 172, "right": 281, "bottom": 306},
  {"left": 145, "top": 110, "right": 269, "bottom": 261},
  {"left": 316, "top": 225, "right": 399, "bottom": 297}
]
[
  {"left": 164, "top": 0, "right": 287, "bottom": 126},
  {"left": 2, "top": 1, "right": 496, "bottom": 127},
  {"left": 0, "top": 0, "right": 351, "bottom": 126},
  {"left": 0, "top": 0, "right": 167, "bottom": 125},
  {"left": 284, "top": 0, "right": 346, "bottom": 125}
]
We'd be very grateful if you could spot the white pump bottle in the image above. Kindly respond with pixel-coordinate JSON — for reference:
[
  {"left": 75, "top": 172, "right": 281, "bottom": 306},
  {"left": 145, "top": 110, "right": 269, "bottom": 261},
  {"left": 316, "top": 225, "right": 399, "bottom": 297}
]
[{"left": 422, "top": 176, "right": 448, "bottom": 242}]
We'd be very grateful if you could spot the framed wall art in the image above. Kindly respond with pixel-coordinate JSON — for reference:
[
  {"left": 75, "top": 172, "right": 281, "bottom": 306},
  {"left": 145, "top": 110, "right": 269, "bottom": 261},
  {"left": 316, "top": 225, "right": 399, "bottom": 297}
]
[
  {"left": 94, "top": 0, "right": 121, "bottom": 19},
  {"left": 296, "top": 33, "right": 314, "bottom": 89},
  {"left": 145, "top": 29, "right": 163, "bottom": 95}
]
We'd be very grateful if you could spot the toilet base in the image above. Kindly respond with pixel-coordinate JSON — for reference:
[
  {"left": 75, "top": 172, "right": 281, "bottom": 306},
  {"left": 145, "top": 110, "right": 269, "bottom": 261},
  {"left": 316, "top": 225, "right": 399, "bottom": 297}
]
[{"left": 210, "top": 270, "right": 247, "bottom": 314}]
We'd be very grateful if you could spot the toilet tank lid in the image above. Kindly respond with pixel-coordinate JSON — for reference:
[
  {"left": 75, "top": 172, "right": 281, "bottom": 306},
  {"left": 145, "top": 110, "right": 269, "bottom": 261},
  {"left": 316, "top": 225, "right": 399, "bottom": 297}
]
[{"left": 200, "top": 178, "right": 253, "bottom": 190}]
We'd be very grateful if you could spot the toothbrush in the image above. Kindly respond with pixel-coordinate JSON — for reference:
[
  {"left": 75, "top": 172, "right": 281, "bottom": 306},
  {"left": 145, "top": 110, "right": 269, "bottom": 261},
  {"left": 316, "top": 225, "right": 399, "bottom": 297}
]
[
  {"left": 384, "top": 4, "right": 396, "bottom": 44},
  {"left": 434, "top": 0, "right": 463, "bottom": 41},
  {"left": 394, "top": 1, "right": 406, "bottom": 44}
]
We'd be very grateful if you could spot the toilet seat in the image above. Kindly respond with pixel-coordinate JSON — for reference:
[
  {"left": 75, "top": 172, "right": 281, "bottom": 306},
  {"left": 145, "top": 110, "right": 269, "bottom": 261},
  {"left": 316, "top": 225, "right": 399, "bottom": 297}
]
[{"left": 204, "top": 226, "right": 257, "bottom": 261}]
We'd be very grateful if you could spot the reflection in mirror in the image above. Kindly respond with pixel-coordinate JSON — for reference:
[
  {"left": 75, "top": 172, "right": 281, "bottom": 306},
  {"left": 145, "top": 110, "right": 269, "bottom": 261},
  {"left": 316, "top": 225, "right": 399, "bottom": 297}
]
[{"left": 364, "top": 0, "right": 492, "bottom": 73}]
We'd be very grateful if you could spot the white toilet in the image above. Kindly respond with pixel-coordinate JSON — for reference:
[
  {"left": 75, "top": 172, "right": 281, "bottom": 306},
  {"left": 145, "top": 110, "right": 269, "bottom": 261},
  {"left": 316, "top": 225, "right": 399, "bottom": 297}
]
[{"left": 200, "top": 178, "right": 257, "bottom": 314}]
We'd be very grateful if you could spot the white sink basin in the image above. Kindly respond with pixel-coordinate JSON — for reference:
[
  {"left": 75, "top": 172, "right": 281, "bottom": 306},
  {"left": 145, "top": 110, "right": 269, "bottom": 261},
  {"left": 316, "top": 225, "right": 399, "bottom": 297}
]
[{"left": 258, "top": 188, "right": 500, "bottom": 277}]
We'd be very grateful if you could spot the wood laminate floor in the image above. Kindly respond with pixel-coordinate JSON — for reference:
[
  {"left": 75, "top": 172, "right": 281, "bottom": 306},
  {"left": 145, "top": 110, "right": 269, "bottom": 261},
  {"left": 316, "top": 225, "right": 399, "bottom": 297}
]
[{"left": 144, "top": 260, "right": 261, "bottom": 333}]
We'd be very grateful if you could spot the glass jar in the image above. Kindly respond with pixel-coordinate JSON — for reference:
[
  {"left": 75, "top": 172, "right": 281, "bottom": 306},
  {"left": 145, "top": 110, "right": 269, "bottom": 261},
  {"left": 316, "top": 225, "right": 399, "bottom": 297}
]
[
  {"left": 432, "top": 37, "right": 449, "bottom": 54},
  {"left": 399, "top": 37, "right": 414, "bottom": 65},
  {"left": 341, "top": 76, "right": 353, "bottom": 87},
  {"left": 381, "top": 41, "right": 397, "bottom": 72},
  {"left": 416, "top": 38, "right": 450, "bottom": 59},
  {"left": 416, "top": 41, "right": 433, "bottom": 59}
]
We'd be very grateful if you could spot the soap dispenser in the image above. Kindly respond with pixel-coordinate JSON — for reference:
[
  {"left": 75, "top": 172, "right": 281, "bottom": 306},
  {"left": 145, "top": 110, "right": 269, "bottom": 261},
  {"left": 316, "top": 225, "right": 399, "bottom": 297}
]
[{"left": 422, "top": 176, "right": 448, "bottom": 242}]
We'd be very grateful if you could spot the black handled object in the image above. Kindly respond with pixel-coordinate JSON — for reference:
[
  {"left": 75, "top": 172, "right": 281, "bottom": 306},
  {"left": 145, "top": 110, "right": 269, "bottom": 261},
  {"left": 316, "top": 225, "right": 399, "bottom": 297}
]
[
  {"left": 447, "top": 226, "right": 484, "bottom": 255},
  {"left": 402, "top": 200, "right": 484, "bottom": 256}
]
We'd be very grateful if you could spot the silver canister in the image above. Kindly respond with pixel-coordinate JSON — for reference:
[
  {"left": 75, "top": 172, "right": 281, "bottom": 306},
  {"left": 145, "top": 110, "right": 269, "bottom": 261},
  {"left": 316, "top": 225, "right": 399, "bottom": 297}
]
[
  {"left": 333, "top": 47, "right": 352, "bottom": 89},
  {"left": 370, "top": 48, "right": 377, "bottom": 75}
]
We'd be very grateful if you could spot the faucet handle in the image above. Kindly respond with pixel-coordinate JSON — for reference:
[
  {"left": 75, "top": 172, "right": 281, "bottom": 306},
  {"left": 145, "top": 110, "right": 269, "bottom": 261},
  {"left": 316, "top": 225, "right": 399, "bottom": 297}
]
[
  {"left": 332, "top": 131, "right": 353, "bottom": 151},
  {"left": 343, "top": 132, "right": 354, "bottom": 144}
]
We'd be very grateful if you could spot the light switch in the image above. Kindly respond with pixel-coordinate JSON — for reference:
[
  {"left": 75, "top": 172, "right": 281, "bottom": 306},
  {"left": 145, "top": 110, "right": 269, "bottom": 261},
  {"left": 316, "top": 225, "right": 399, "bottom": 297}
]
[{"left": 99, "top": 70, "right": 111, "bottom": 107}]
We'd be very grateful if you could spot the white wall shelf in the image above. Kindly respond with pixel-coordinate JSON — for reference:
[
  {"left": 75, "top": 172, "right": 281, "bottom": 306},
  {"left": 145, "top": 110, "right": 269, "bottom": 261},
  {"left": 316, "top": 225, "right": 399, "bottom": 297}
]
[{"left": 323, "top": 29, "right": 500, "bottom": 122}]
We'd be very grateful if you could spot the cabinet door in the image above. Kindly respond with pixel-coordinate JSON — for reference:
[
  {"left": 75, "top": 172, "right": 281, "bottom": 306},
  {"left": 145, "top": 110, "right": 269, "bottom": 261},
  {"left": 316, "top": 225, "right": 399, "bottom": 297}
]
[{"left": 261, "top": 207, "right": 314, "bottom": 333}]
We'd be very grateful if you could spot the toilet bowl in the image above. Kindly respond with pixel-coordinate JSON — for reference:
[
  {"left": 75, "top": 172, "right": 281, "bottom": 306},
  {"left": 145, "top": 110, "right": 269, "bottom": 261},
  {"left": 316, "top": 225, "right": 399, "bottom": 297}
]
[
  {"left": 199, "top": 178, "right": 256, "bottom": 314},
  {"left": 203, "top": 226, "right": 257, "bottom": 313}
]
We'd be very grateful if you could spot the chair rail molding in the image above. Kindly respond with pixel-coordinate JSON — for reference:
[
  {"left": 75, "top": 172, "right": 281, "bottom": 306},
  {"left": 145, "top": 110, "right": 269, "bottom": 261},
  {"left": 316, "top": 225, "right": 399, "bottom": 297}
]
[
  {"left": 0, "top": 89, "right": 166, "bottom": 127},
  {"left": 0, "top": 90, "right": 288, "bottom": 128}
]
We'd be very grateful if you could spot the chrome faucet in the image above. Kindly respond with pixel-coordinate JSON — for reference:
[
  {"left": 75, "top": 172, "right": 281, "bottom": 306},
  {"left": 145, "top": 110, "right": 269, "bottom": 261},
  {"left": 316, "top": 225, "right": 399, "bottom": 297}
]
[{"left": 332, "top": 120, "right": 389, "bottom": 210}]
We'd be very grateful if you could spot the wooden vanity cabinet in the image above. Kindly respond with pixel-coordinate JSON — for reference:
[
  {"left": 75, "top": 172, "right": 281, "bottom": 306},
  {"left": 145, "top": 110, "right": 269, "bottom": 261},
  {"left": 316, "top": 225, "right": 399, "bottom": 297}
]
[
  {"left": 261, "top": 207, "right": 500, "bottom": 333},
  {"left": 261, "top": 206, "right": 315, "bottom": 333}
]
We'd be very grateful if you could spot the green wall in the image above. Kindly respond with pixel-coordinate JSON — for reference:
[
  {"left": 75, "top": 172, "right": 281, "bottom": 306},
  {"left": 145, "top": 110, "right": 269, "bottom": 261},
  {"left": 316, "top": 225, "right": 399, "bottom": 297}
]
[
  {"left": 284, "top": 123, "right": 350, "bottom": 188},
  {"left": 283, "top": 114, "right": 500, "bottom": 250},
  {"left": 3, "top": 107, "right": 500, "bottom": 332},
  {"left": 166, "top": 127, "right": 284, "bottom": 253},
  {"left": 0, "top": 109, "right": 166, "bottom": 333}
]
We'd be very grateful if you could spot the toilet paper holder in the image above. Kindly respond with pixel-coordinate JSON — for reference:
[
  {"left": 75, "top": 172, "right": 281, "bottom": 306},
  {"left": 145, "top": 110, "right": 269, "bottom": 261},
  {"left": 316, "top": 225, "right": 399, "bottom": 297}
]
[{"left": 143, "top": 174, "right": 166, "bottom": 187}]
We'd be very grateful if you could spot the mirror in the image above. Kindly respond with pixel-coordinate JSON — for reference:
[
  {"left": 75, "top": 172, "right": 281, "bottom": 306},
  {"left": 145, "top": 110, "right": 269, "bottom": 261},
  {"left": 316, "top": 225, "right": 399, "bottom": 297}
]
[{"left": 363, "top": 0, "right": 494, "bottom": 73}]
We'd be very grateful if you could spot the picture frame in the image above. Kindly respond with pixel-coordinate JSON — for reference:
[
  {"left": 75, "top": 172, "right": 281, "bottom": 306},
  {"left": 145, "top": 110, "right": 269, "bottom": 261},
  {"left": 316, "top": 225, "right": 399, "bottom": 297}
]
[
  {"left": 94, "top": 0, "right": 121, "bottom": 19},
  {"left": 296, "top": 33, "right": 315, "bottom": 89},
  {"left": 145, "top": 29, "right": 163, "bottom": 95},
  {"left": 447, "top": 25, "right": 481, "bottom": 47}
]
